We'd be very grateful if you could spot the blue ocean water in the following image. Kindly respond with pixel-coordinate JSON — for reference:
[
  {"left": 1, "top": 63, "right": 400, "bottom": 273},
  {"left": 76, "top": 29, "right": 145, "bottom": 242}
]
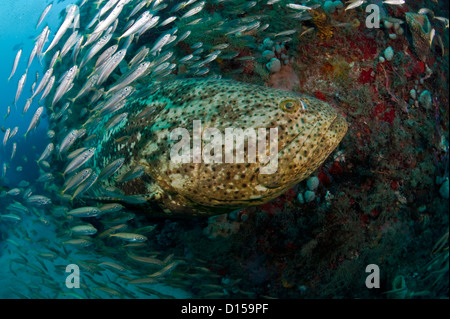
[
  {"left": 0, "top": 0, "right": 61, "bottom": 185},
  {"left": 0, "top": 0, "right": 192, "bottom": 299},
  {"left": 0, "top": 0, "right": 69, "bottom": 297},
  {"left": 0, "top": 0, "right": 448, "bottom": 301}
]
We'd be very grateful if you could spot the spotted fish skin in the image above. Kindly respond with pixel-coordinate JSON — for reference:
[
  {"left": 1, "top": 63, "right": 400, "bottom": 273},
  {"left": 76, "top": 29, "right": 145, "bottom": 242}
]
[{"left": 91, "top": 79, "right": 347, "bottom": 216}]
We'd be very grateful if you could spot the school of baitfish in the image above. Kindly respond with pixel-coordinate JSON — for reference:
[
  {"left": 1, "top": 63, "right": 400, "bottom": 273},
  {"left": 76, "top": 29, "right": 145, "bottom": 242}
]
[{"left": 0, "top": 0, "right": 353, "bottom": 298}]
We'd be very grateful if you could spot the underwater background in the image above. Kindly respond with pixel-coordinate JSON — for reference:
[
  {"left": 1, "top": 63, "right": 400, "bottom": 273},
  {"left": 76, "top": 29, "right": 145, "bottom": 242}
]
[{"left": 0, "top": 0, "right": 448, "bottom": 299}]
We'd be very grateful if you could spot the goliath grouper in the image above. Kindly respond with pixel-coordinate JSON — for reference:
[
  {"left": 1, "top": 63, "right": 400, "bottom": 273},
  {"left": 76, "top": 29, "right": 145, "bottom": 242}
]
[{"left": 85, "top": 78, "right": 347, "bottom": 217}]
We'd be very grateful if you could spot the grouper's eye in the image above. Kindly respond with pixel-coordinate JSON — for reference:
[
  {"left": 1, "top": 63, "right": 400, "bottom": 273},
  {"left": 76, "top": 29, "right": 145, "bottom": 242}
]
[{"left": 280, "top": 99, "right": 303, "bottom": 113}]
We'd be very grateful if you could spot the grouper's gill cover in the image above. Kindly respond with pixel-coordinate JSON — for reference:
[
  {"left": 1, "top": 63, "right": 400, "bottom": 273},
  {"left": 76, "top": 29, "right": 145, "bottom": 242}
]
[{"left": 92, "top": 79, "right": 347, "bottom": 216}]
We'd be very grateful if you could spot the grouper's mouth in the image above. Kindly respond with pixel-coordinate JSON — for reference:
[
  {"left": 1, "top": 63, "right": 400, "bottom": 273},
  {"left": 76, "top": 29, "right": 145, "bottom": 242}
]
[{"left": 258, "top": 111, "right": 347, "bottom": 189}]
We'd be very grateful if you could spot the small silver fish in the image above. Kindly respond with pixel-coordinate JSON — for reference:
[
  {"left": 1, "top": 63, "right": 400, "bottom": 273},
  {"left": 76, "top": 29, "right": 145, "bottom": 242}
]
[
  {"left": 15, "top": 72, "right": 27, "bottom": 105},
  {"left": 430, "top": 28, "right": 435, "bottom": 47},
  {"left": 9, "top": 126, "right": 18, "bottom": 139},
  {"left": 36, "top": 173, "right": 55, "bottom": 183},
  {"left": 110, "top": 232, "right": 147, "bottom": 242},
  {"left": 71, "top": 225, "right": 98, "bottom": 235},
  {"left": 96, "top": 49, "right": 127, "bottom": 85},
  {"left": 99, "top": 0, "right": 121, "bottom": 19},
  {"left": 99, "top": 203, "right": 124, "bottom": 214},
  {"left": 32, "top": 68, "right": 53, "bottom": 99},
  {"left": 194, "top": 67, "right": 209, "bottom": 76},
  {"left": 49, "top": 50, "right": 60, "bottom": 69},
  {"left": 128, "top": 0, "right": 148, "bottom": 19},
  {"left": 93, "top": 0, "right": 129, "bottom": 35},
  {"left": 345, "top": 0, "right": 366, "bottom": 11},
  {"left": 6, "top": 201, "right": 29, "bottom": 214},
  {"left": 6, "top": 188, "right": 21, "bottom": 196},
  {"left": 160, "top": 16, "right": 177, "bottom": 27},
  {"left": 152, "top": 50, "right": 174, "bottom": 67},
  {"left": 98, "top": 157, "right": 125, "bottom": 181},
  {"left": 72, "top": 36, "right": 84, "bottom": 63},
  {"left": 67, "top": 206, "right": 101, "bottom": 217},
  {"left": 106, "top": 62, "right": 149, "bottom": 94},
  {"left": 80, "top": 33, "right": 113, "bottom": 69},
  {"left": 10, "top": 142, "right": 17, "bottom": 160},
  {"left": 82, "top": 29, "right": 104, "bottom": 48},
  {"left": 26, "top": 194, "right": 52, "bottom": 206},
  {"left": 71, "top": 172, "right": 98, "bottom": 200},
  {"left": 382, "top": 0, "right": 405, "bottom": 5},
  {"left": 151, "top": 61, "right": 170, "bottom": 75},
  {"left": 434, "top": 16, "right": 449, "bottom": 28},
  {"left": 90, "top": 88, "right": 105, "bottom": 104},
  {"left": 191, "top": 42, "right": 203, "bottom": 49},
  {"left": 52, "top": 65, "right": 78, "bottom": 107},
  {"left": 24, "top": 106, "right": 44, "bottom": 138},
  {"left": 1, "top": 163, "right": 7, "bottom": 178},
  {"left": 5, "top": 105, "right": 11, "bottom": 119},
  {"left": 118, "top": 11, "right": 153, "bottom": 40},
  {"left": 150, "top": 33, "right": 171, "bottom": 55},
  {"left": 115, "top": 165, "right": 144, "bottom": 183},
  {"left": 3, "top": 128, "right": 10, "bottom": 147},
  {"left": 286, "top": 3, "right": 312, "bottom": 10},
  {"left": 170, "top": 1, "right": 188, "bottom": 13},
  {"left": 176, "top": 30, "right": 191, "bottom": 43},
  {"left": 39, "top": 75, "right": 55, "bottom": 102},
  {"left": 0, "top": 214, "right": 22, "bottom": 222},
  {"left": 60, "top": 31, "right": 79, "bottom": 58},
  {"left": 63, "top": 147, "right": 96, "bottom": 176},
  {"left": 62, "top": 168, "right": 92, "bottom": 194},
  {"left": 22, "top": 98, "right": 33, "bottom": 115},
  {"left": 136, "top": 16, "right": 160, "bottom": 38},
  {"left": 179, "top": 54, "right": 194, "bottom": 63},
  {"left": 418, "top": 8, "right": 434, "bottom": 16},
  {"left": 67, "top": 148, "right": 88, "bottom": 160},
  {"left": 36, "top": 3, "right": 53, "bottom": 29},
  {"left": 275, "top": 29, "right": 298, "bottom": 37},
  {"left": 8, "top": 49, "right": 22, "bottom": 81},
  {"left": 63, "top": 239, "right": 92, "bottom": 247},
  {"left": 180, "top": 1, "right": 205, "bottom": 19},
  {"left": 28, "top": 41, "right": 38, "bottom": 69},
  {"left": 43, "top": 4, "right": 79, "bottom": 55},
  {"left": 104, "top": 112, "right": 128, "bottom": 130},
  {"left": 95, "top": 45, "right": 118, "bottom": 69},
  {"left": 128, "top": 46, "right": 148, "bottom": 68},
  {"left": 59, "top": 129, "right": 79, "bottom": 155},
  {"left": 70, "top": 74, "right": 99, "bottom": 102},
  {"left": 38, "top": 143, "right": 54, "bottom": 162},
  {"left": 212, "top": 43, "right": 229, "bottom": 50},
  {"left": 35, "top": 26, "right": 50, "bottom": 58},
  {"left": 122, "top": 33, "right": 135, "bottom": 50}
]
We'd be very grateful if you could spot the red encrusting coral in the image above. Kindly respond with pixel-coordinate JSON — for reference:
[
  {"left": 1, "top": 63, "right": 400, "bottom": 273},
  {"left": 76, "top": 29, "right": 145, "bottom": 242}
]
[{"left": 188, "top": 2, "right": 449, "bottom": 299}]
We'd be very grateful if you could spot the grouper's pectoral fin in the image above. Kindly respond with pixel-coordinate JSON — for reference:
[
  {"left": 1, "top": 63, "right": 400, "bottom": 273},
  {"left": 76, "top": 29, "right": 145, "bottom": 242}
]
[
  {"left": 80, "top": 189, "right": 163, "bottom": 205},
  {"left": 120, "top": 190, "right": 163, "bottom": 204}
]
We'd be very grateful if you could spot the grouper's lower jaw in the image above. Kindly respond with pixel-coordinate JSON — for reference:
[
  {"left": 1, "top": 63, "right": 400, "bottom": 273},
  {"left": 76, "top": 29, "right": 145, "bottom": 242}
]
[{"left": 324, "top": 112, "right": 348, "bottom": 157}]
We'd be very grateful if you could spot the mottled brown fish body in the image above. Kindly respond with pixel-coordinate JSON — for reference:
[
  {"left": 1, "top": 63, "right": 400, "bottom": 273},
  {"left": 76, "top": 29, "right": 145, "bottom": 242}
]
[{"left": 93, "top": 79, "right": 347, "bottom": 216}]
